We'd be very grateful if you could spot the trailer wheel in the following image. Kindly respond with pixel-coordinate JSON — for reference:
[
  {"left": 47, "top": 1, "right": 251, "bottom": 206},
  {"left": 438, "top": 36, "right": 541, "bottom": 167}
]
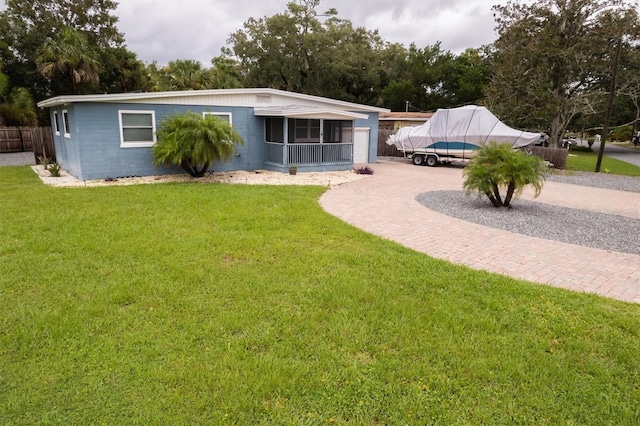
[
  {"left": 412, "top": 155, "right": 425, "bottom": 166},
  {"left": 426, "top": 156, "right": 438, "bottom": 167}
]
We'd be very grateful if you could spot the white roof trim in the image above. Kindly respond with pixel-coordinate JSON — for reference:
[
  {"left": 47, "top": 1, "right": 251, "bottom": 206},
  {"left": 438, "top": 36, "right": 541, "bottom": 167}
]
[
  {"left": 254, "top": 105, "right": 369, "bottom": 120},
  {"left": 36, "top": 88, "right": 389, "bottom": 114}
]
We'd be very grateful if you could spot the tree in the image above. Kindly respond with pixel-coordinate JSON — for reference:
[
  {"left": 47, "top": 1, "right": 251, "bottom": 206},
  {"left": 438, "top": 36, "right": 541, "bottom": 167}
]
[
  {"left": 463, "top": 142, "right": 548, "bottom": 208},
  {"left": 210, "top": 56, "right": 243, "bottom": 89},
  {"left": 225, "top": 0, "right": 401, "bottom": 105},
  {"left": 0, "top": 87, "right": 38, "bottom": 125},
  {"left": 0, "top": 65, "right": 37, "bottom": 125},
  {"left": 487, "top": 0, "right": 640, "bottom": 147},
  {"left": 36, "top": 27, "right": 103, "bottom": 94},
  {"left": 152, "top": 112, "right": 244, "bottom": 178},
  {"left": 382, "top": 44, "right": 490, "bottom": 112},
  {"left": 0, "top": 0, "right": 124, "bottom": 99},
  {"left": 99, "top": 47, "right": 150, "bottom": 93}
]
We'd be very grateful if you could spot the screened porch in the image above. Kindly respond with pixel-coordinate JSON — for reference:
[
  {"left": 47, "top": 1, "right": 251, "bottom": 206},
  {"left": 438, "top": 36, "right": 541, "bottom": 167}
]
[{"left": 255, "top": 106, "right": 368, "bottom": 171}]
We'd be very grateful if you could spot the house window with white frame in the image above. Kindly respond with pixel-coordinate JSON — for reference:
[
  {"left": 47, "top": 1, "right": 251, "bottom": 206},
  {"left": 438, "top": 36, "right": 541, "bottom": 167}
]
[
  {"left": 62, "top": 110, "right": 70, "bottom": 138},
  {"left": 53, "top": 111, "right": 60, "bottom": 135},
  {"left": 119, "top": 110, "right": 156, "bottom": 148},
  {"left": 203, "top": 112, "right": 232, "bottom": 124}
]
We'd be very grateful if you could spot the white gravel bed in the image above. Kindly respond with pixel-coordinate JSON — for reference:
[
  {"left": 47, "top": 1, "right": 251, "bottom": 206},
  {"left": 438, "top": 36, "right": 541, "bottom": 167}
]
[
  {"left": 547, "top": 170, "right": 640, "bottom": 193},
  {"left": 416, "top": 189, "right": 639, "bottom": 255},
  {"left": 31, "top": 165, "right": 367, "bottom": 188}
]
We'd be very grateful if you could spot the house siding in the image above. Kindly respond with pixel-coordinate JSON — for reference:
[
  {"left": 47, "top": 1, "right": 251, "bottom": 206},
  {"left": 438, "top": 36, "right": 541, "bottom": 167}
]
[
  {"left": 40, "top": 89, "right": 387, "bottom": 180},
  {"left": 64, "top": 103, "right": 264, "bottom": 180},
  {"left": 354, "top": 113, "right": 380, "bottom": 164},
  {"left": 51, "top": 105, "right": 84, "bottom": 178}
]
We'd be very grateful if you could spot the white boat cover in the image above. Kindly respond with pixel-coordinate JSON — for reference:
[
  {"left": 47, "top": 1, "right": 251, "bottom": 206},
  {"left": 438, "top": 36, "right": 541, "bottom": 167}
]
[{"left": 387, "top": 105, "right": 541, "bottom": 151}]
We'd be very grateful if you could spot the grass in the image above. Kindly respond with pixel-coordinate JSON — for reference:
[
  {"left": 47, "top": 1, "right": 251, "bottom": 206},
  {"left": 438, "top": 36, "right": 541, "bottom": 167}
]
[
  {"left": 566, "top": 147, "right": 640, "bottom": 176},
  {"left": 1, "top": 166, "right": 639, "bottom": 424}
]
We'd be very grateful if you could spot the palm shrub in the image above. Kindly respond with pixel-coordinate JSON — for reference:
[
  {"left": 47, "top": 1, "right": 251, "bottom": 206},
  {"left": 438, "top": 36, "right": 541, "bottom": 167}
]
[
  {"left": 463, "top": 141, "right": 548, "bottom": 207},
  {"left": 152, "top": 111, "right": 243, "bottom": 178}
]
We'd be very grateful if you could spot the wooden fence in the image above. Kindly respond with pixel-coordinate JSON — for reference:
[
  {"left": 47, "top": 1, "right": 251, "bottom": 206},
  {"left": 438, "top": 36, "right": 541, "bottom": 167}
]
[
  {"left": 0, "top": 127, "right": 55, "bottom": 163},
  {"left": 527, "top": 146, "right": 568, "bottom": 170},
  {"left": 377, "top": 129, "right": 404, "bottom": 157}
]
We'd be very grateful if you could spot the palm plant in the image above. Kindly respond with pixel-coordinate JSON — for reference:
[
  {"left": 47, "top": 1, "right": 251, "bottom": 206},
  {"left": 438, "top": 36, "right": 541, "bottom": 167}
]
[
  {"left": 36, "top": 27, "right": 103, "bottom": 94},
  {"left": 152, "top": 111, "right": 243, "bottom": 178},
  {"left": 463, "top": 142, "right": 548, "bottom": 207},
  {"left": 0, "top": 87, "right": 38, "bottom": 125}
]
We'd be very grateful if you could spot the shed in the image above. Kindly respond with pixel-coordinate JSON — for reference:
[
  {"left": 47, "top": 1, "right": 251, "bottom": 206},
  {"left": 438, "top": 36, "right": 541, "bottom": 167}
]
[{"left": 37, "top": 88, "right": 389, "bottom": 180}]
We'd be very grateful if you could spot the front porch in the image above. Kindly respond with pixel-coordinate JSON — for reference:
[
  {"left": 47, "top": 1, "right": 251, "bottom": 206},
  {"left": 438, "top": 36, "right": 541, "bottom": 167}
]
[{"left": 264, "top": 141, "right": 353, "bottom": 172}]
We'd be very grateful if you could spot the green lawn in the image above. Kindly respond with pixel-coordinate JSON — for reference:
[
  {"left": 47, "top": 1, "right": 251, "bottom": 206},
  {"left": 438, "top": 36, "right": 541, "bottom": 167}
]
[
  {"left": 1, "top": 166, "right": 639, "bottom": 424},
  {"left": 566, "top": 148, "right": 640, "bottom": 175}
]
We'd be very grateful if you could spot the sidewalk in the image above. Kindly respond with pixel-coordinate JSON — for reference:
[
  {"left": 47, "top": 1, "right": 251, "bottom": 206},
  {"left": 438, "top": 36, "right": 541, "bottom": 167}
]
[{"left": 320, "top": 159, "right": 640, "bottom": 304}]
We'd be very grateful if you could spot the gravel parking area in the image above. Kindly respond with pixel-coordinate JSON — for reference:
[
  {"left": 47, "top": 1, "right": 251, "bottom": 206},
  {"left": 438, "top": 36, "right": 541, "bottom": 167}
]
[{"left": 0, "top": 152, "right": 35, "bottom": 166}]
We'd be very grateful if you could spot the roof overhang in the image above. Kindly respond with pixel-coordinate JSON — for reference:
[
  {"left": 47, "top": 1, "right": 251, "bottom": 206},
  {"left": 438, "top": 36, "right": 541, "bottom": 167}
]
[
  {"left": 253, "top": 106, "right": 369, "bottom": 120},
  {"left": 36, "top": 88, "right": 390, "bottom": 114}
]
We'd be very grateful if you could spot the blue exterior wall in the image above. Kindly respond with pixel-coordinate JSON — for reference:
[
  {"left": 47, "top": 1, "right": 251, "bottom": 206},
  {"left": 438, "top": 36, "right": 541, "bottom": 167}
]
[
  {"left": 47, "top": 102, "right": 380, "bottom": 180},
  {"left": 50, "top": 105, "right": 84, "bottom": 178},
  {"left": 355, "top": 112, "right": 380, "bottom": 164},
  {"left": 56, "top": 103, "right": 264, "bottom": 180}
]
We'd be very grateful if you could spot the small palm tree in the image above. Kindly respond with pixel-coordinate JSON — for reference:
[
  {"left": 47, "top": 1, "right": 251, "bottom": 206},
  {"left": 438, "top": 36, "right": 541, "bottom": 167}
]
[
  {"left": 152, "top": 111, "right": 243, "bottom": 178},
  {"left": 0, "top": 87, "right": 38, "bottom": 126},
  {"left": 463, "top": 142, "right": 548, "bottom": 208},
  {"left": 36, "top": 27, "right": 103, "bottom": 94}
]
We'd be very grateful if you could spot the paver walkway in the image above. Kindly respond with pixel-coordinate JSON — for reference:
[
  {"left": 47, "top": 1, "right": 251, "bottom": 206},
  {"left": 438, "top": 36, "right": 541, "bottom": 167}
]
[{"left": 320, "top": 159, "right": 640, "bottom": 304}]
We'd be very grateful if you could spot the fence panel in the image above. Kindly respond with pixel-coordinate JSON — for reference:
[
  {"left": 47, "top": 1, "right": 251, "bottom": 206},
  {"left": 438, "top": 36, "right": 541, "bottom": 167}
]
[
  {"left": 377, "top": 129, "right": 404, "bottom": 157},
  {"left": 0, "top": 127, "right": 55, "bottom": 163},
  {"left": 0, "top": 127, "right": 34, "bottom": 152},
  {"left": 31, "top": 127, "right": 56, "bottom": 164},
  {"left": 527, "top": 146, "right": 568, "bottom": 170}
]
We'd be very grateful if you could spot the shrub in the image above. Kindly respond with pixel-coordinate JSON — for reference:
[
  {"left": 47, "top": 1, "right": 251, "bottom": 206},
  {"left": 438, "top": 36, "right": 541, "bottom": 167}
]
[
  {"left": 152, "top": 111, "right": 243, "bottom": 178},
  {"left": 463, "top": 142, "right": 548, "bottom": 208},
  {"left": 47, "top": 162, "right": 61, "bottom": 177},
  {"left": 355, "top": 166, "right": 374, "bottom": 175}
]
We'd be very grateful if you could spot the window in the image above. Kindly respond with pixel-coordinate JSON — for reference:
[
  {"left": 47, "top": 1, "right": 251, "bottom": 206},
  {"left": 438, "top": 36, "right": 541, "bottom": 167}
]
[
  {"left": 62, "top": 110, "right": 70, "bottom": 138},
  {"left": 323, "top": 120, "right": 353, "bottom": 143},
  {"left": 265, "top": 117, "right": 284, "bottom": 143},
  {"left": 53, "top": 111, "right": 60, "bottom": 135},
  {"left": 203, "top": 112, "right": 232, "bottom": 124},
  {"left": 119, "top": 110, "right": 156, "bottom": 147},
  {"left": 288, "top": 118, "right": 320, "bottom": 143}
]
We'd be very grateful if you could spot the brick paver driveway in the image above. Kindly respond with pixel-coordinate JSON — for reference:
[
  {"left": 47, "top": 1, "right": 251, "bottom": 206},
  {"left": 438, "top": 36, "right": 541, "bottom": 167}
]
[{"left": 320, "top": 159, "right": 640, "bottom": 304}]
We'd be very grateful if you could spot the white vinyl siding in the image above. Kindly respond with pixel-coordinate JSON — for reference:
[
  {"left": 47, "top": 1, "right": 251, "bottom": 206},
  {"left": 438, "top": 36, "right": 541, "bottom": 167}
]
[{"left": 119, "top": 110, "right": 156, "bottom": 148}]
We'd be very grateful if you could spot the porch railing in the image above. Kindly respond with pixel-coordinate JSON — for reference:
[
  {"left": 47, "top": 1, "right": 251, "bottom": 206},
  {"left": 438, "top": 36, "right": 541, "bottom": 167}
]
[{"left": 265, "top": 142, "right": 353, "bottom": 166}]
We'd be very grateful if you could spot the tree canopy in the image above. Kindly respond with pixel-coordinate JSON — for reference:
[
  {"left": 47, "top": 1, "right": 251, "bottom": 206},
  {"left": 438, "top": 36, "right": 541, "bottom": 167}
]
[
  {"left": 486, "top": 0, "right": 640, "bottom": 146},
  {"left": 0, "top": 0, "right": 147, "bottom": 100}
]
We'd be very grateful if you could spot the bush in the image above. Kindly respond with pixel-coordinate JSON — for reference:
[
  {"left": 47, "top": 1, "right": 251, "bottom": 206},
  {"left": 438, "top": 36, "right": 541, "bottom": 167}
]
[
  {"left": 355, "top": 166, "right": 374, "bottom": 175},
  {"left": 463, "top": 142, "right": 548, "bottom": 208},
  {"left": 152, "top": 111, "right": 243, "bottom": 178}
]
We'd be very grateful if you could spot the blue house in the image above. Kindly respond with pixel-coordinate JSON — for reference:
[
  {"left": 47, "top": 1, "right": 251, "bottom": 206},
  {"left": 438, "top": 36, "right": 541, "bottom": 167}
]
[{"left": 36, "top": 88, "right": 389, "bottom": 180}]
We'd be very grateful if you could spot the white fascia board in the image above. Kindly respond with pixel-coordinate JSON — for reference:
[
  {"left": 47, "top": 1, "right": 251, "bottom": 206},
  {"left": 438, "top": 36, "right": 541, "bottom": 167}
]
[
  {"left": 254, "top": 106, "right": 369, "bottom": 120},
  {"left": 37, "top": 88, "right": 390, "bottom": 113}
]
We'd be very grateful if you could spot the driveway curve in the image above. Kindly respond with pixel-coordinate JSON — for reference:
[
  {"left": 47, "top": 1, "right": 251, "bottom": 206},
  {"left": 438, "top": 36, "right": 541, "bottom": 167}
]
[{"left": 320, "top": 159, "right": 640, "bottom": 304}]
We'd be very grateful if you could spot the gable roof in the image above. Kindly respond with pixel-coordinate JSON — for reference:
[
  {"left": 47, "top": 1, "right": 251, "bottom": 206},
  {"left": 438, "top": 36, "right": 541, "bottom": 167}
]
[{"left": 37, "top": 88, "right": 389, "bottom": 115}]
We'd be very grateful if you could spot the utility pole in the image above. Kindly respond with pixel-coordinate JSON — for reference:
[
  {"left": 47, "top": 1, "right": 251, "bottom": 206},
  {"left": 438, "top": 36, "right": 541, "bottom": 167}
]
[{"left": 596, "top": 36, "right": 622, "bottom": 173}]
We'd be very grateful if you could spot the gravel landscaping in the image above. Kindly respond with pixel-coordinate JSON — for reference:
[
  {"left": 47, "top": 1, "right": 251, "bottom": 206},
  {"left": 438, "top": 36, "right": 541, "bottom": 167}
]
[
  {"left": 0, "top": 152, "right": 35, "bottom": 166},
  {"left": 416, "top": 171, "right": 640, "bottom": 255}
]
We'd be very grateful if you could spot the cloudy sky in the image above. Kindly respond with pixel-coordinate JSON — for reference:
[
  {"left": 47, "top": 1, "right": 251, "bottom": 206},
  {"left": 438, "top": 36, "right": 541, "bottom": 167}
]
[{"left": 113, "top": 0, "right": 503, "bottom": 65}]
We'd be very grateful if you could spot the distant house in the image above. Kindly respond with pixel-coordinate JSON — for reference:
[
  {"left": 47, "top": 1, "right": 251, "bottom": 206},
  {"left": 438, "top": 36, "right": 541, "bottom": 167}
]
[
  {"left": 378, "top": 112, "right": 433, "bottom": 131},
  {"left": 37, "top": 88, "right": 389, "bottom": 180}
]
